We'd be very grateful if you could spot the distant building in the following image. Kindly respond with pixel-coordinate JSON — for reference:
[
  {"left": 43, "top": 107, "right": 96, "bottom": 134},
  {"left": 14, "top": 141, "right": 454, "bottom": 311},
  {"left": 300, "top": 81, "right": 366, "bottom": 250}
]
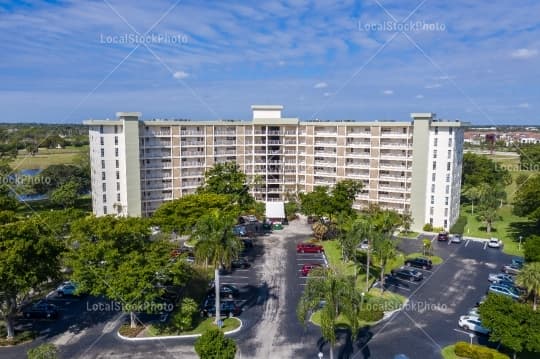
[{"left": 84, "top": 106, "right": 467, "bottom": 231}]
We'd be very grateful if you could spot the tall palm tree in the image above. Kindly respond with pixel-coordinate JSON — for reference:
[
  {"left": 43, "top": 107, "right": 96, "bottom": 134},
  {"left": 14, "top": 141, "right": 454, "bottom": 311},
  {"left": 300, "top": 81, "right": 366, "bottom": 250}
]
[
  {"left": 297, "top": 266, "right": 353, "bottom": 359},
  {"left": 516, "top": 262, "right": 540, "bottom": 311},
  {"left": 193, "top": 211, "right": 243, "bottom": 322}
]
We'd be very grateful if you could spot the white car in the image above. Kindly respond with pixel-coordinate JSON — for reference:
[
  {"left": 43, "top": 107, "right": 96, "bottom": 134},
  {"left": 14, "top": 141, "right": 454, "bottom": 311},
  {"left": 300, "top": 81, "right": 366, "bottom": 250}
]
[
  {"left": 487, "top": 238, "right": 501, "bottom": 248},
  {"left": 488, "top": 285, "right": 521, "bottom": 300},
  {"left": 357, "top": 239, "right": 370, "bottom": 251},
  {"left": 467, "top": 308, "right": 479, "bottom": 317},
  {"left": 458, "top": 315, "right": 490, "bottom": 335},
  {"left": 488, "top": 273, "right": 514, "bottom": 283},
  {"left": 450, "top": 234, "right": 462, "bottom": 243}
]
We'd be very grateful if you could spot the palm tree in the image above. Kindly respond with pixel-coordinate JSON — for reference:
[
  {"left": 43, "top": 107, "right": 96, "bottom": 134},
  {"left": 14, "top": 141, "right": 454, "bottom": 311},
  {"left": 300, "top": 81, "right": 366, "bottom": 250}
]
[
  {"left": 193, "top": 211, "right": 243, "bottom": 322},
  {"left": 372, "top": 238, "right": 397, "bottom": 292},
  {"left": 516, "top": 262, "right": 540, "bottom": 311},
  {"left": 297, "top": 266, "right": 353, "bottom": 359},
  {"left": 401, "top": 210, "right": 413, "bottom": 234}
]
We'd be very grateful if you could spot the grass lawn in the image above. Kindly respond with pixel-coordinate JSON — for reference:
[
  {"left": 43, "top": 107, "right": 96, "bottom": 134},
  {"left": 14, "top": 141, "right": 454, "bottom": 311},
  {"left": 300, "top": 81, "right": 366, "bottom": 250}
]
[
  {"left": 0, "top": 322, "right": 35, "bottom": 346},
  {"left": 9, "top": 146, "right": 88, "bottom": 170},
  {"left": 397, "top": 231, "right": 420, "bottom": 239},
  {"left": 148, "top": 317, "right": 240, "bottom": 337},
  {"left": 405, "top": 252, "right": 444, "bottom": 265},
  {"left": 441, "top": 345, "right": 464, "bottom": 359}
]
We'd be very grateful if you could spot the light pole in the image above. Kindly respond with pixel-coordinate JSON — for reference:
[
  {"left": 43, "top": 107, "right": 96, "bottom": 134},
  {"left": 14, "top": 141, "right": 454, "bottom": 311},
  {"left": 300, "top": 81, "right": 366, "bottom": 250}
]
[
  {"left": 519, "top": 236, "right": 523, "bottom": 250},
  {"left": 318, "top": 352, "right": 323, "bottom": 359},
  {"left": 360, "top": 292, "right": 365, "bottom": 311},
  {"left": 469, "top": 333, "right": 474, "bottom": 346}
]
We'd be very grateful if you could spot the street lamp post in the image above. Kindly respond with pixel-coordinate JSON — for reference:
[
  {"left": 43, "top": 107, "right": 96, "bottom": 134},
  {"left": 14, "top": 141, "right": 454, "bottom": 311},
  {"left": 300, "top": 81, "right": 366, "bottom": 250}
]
[
  {"left": 469, "top": 333, "right": 474, "bottom": 346},
  {"left": 519, "top": 236, "right": 523, "bottom": 250},
  {"left": 318, "top": 352, "right": 323, "bottom": 359}
]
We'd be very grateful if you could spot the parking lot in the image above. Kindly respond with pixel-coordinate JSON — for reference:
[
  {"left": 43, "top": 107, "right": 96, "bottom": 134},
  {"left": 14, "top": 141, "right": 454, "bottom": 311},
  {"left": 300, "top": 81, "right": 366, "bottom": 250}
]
[{"left": 295, "top": 250, "right": 328, "bottom": 287}]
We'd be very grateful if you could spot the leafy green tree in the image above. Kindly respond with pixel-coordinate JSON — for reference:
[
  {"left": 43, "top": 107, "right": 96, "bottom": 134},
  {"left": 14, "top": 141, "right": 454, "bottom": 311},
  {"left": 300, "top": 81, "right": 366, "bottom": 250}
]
[
  {"left": 479, "top": 294, "right": 540, "bottom": 359},
  {"left": 312, "top": 222, "right": 329, "bottom": 241},
  {"left": 192, "top": 211, "right": 243, "bottom": 321},
  {"left": 194, "top": 328, "right": 237, "bottom": 359},
  {"left": 297, "top": 266, "right": 353, "bottom": 359},
  {"left": 34, "top": 164, "right": 90, "bottom": 194},
  {"left": 68, "top": 216, "right": 191, "bottom": 328},
  {"left": 336, "top": 214, "right": 362, "bottom": 262},
  {"left": 462, "top": 153, "right": 511, "bottom": 189},
  {"left": 476, "top": 183, "right": 506, "bottom": 233},
  {"left": 0, "top": 220, "right": 64, "bottom": 340},
  {"left": 401, "top": 210, "right": 413, "bottom": 234},
  {"left": 299, "top": 186, "right": 332, "bottom": 219},
  {"left": 513, "top": 174, "right": 540, "bottom": 226},
  {"left": 515, "top": 173, "right": 529, "bottom": 187},
  {"left": 462, "top": 185, "right": 482, "bottom": 215},
  {"left": 50, "top": 180, "right": 79, "bottom": 208},
  {"left": 330, "top": 180, "right": 363, "bottom": 216},
  {"left": 27, "top": 343, "right": 58, "bottom": 359},
  {"left": 519, "top": 144, "right": 540, "bottom": 171},
  {"left": 152, "top": 193, "right": 236, "bottom": 234},
  {"left": 198, "top": 162, "right": 254, "bottom": 209},
  {"left": 422, "top": 239, "right": 432, "bottom": 256},
  {"left": 516, "top": 262, "right": 540, "bottom": 311},
  {"left": 524, "top": 236, "right": 540, "bottom": 263}
]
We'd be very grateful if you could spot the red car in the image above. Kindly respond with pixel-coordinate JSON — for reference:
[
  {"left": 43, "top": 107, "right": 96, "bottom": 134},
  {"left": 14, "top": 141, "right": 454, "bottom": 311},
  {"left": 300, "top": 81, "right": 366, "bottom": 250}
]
[
  {"left": 301, "top": 264, "right": 323, "bottom": 276},
  {"left": 296, "top": 243, "right": 324, "bottom": 254},
  {"left": 437, "top": 232, "right": 449, "bottom": 241}
]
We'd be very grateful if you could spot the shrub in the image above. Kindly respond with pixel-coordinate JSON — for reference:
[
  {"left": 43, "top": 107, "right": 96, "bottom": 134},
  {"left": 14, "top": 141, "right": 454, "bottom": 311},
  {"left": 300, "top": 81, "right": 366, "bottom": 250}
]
[
  {"left": 171, "top": 297, "right": 199, "bottom": 332},
  {"left": 194, "top": 328, "right": 237, "bottom": 359},
  {"left": 359, "top": 309, "right": 384, "bottom": 322},
  {"left": 432, "top": 226, "right": 445, "bottom": 233},
  {"left": 454, "top": 341, "right": 509, "bottom": 359},
  {"left": 422, "top": 223, "right": 433, "bottom": 232},
  {"left": 27, "top": 343, "right": 58, "bottom": 359},
  {"left": 450, "top": 216, "right": 468, "bottom": 235}
]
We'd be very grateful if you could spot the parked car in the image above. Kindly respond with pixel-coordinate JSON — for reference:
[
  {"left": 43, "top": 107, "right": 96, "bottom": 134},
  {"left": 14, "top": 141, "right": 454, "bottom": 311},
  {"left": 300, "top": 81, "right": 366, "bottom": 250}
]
[
  {"left": 357, "top": 239, "right": 370, "bottom": 251},
  {"left": 458, "top": 315, "right": 490, "bottom": 335},
  {"left": 488, "top": 238, "right": 502, "bottom": 248},
  {"left": 22, "top": 300, "right": 59, "bottom": 319},
  {"left": 201, "top": 299, "right": 241, "bottom": 318},
  {"left": 233, "top": 225, "right": 247, "bottom": 237},
  {"left": 502, "top": 264, "right": 522, "bottom": 275},
  {"left": 297, "top": 243, "right": 324, "bottom": 254},
  {"left": 301, "top": 263, "right": 323, "bottom": 276},
  {"left": 207, "top": 284, "right": 240, "bottom": 299},
  {"left": 488, "top": 285, "right": 521, "bottom": 300},
  {"left": 467, "top": 307, "right": 479, "bottom": 317},
  {"left": 391, "top": 268, "right": 424, "bottom": 281},
  {"left": 231, "top": 258, "right": 251, "bottom": 269},
  {"left": 241, "top": 238, "right": 254, "bottom": 248},
  {"left": 488, "top": 273, "right": 514, "bottom": 283},
  {"left": 512, "top": 258, "right": 524, "bottom": 267},
  {"left": 437, "top": 232, "right": 449, "bottom": 241},
  {"left": 450, "top": 234, "right": 463, "bottom": 243},
  {"left": 404, "top": 257, "right": 433, "bottom": 270},
  {"left": 56, "top": 281, "right": 79, "bottom": 297}
]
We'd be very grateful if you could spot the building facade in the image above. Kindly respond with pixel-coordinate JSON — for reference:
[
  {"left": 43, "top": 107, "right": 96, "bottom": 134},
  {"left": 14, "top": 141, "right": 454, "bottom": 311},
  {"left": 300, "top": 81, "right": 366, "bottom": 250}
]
[{"left": 84, "top": 105, "right": 466, "bottom": 231}]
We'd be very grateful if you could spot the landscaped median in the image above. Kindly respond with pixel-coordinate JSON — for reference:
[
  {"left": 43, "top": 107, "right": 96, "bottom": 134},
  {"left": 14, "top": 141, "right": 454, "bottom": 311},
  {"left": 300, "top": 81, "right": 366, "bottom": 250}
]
[
  {"left": 441, "top": 342, "right": 509, "bottom": 359},
  {"left": 117, "top": 317, "right": 242, "bottom": 341}
]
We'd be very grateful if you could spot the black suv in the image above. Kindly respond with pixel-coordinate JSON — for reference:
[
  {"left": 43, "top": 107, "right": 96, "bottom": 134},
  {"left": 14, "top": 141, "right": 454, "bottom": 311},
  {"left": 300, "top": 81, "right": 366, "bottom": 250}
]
[
  {"left": 201, "top": 299, "right": 241, "bottom": 318},
  {"left": 404, "top": 257, "right": 433, "bottom": 270},
  {"left": 391, "top": 268, "right": 424, "bottom": 281},
  {"left": 231, "top": 258, "right": 251, "bottom": 269},
  {"left": 22, "top": 300, "right": 59, "bottom": 319},
  {"left": 207, "top": 284, "right": 240, "bottom": 299}
]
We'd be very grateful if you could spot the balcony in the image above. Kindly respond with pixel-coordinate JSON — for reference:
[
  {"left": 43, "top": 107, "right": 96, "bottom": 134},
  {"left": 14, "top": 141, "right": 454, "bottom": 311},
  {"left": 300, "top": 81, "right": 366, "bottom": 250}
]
[
  {"left": 346, "top": 161, "right": 370, "bottom": 168},
  {"left": 346, "top": 130, "right": 371, "bottom": 137},
  {"left": 214, "top": 140, "right": 236, "bottom": 146},
  {"left": 181, "top": 141, "right": 205, "bottom": 147},
  {"left": 313, "top": 151, "right": 336, "bottom": 156},
  {"left": 214, "top": 150, "right": 236, "bottom": 156},
  {"left": 145, "top": 161, "right": 172, "bottom": 169},
  {"left": 214, "top": 130, "right": 236, "bottom": 136},
  {"left": 314, "top": 160, "right": 337, "bottom": 167},
  {"left": 380, "top": 130, "right": 410, "bottom": 138},
  {"left": 181, "top": 161, "right": 204, "bottom": 168},
  {"left": 346, "top": 151, "right": 370, "bottom": 158},
  {"left": 143, "top": 141, "right": 171, "bottom": 148},
  {"left": 380, "top": 141, "right": 412, "bottom": 148},
  {"left": 346, "top": 141, "right": 371, "bottom": 148},
  {"left": 181, "top": 130, "right": 205, "bottom": 136},
  {"left": 346, "top": 171, "right": 370, "bottom": 179},
  {"left": 181, "top": 151, "right": 205, "bottom": 157},
  {"left": 142, "top": 151, "right": 171, "bottom": 159}
]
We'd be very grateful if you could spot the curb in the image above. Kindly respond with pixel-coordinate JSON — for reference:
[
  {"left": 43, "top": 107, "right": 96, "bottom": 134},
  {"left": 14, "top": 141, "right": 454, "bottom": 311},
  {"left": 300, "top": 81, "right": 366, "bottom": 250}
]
[{"left": 116, "top": 317, "right": 243, "bottom": 341}]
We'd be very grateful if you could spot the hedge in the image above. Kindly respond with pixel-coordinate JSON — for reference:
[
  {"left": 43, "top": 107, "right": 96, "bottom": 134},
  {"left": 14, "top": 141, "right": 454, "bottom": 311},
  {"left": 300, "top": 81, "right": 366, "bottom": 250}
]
[
  {"left": 450, "top": 216, "right": 468, "bottom": 235},
  {"left": 454, "top": 341, "right": 509, "bottom": 359}
]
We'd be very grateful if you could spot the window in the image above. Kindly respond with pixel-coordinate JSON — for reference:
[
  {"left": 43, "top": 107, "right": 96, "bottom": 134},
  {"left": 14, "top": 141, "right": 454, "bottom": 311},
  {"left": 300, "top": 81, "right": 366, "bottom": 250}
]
[
  {"left": 101, "top": 148, "right": 105, "bottom": 157},
  {"left": 402, "top": 127, "right": 407, "bottom": 134},
  {"left": 100, "top": 137, "right": 104, "bottom": 146},
  {"left": 103, "top": 206, "right": 107, "bottom": 214},
  {"left": 444, "top": 208, "right": 448, "bottom": 217},
  {"left": 448, "top": 150, "right": 452, "bottom": 159},
  {"left": 432, "top": 161, "right": 437, "bottom": 170},
  {"left": 447, "top": 162, "right": 451, "bottom": 171},
  {"left": 115, "top": 148, "right": 119, "bottom": 157},
  {"left": 101, "top": 172, "right": 106, "bottom": 180},
  {"left": 101, "top": 160, "right": 105, "bottom": 169},
  {"left": 116, "top": 182, "right": 120, "bottom": 191},
  {"left": 449, "top": 128, "right": 453, "bottom": 135},
  {"left": 433, "top": 150, "right": 437, "bottom": 159},
  {"left": 431, "top": 195, "right": 435, "bottom": 205},
  {"left": 103, "top": 194, "right": 107, "bottom": 203},
  {"left": 448, "top": 138, "right": 452, "bottom": 146},
  {"left": 445, "top": 197, "right": 449, "bottom": 205},
  {"left": 432, "top": 173, "right": 436, "bottom": 181},
  {"left": 116, "top": 193, "right": 121, "bottom": 202},
  {"left": 444, "top": 219, "right": 448, "bottom": 228},
  {"left": 429, "top": 217, "right": 433, "bottom": 225},
  {"left": 100, "top": 125, "right": 104, "bottom": 134},
  {"left": 102, "top": 183, "right": 106, "bottom": 192},
  {"left": 446, "top": 174, "right": 450, "bottom": 182},
  {"left": 116, "top": 171, "right": 120, "bottom": 180},
  {"left": 434, "top": 138, "right": 438, "bottom": 146},
  {"left": 430, "top": 207, "right": 434, "bottom": 215},
  {"left": 115, "top": 136, "right": 118, "bottom": 146},
  {"left": 431, "top": 184, "right": 435, "bottom": 193},
  {"left": 114, "top": 125, "right": 118, "bottom": 134},
  {"left": 434, "top": 127, "right": 438, "bottom": 135},
  {"left": 116, "top": 160, "right": 119, "bottom": 169},
  {"left": 445, "top": 185, "right": 450, "bottom": 194}
]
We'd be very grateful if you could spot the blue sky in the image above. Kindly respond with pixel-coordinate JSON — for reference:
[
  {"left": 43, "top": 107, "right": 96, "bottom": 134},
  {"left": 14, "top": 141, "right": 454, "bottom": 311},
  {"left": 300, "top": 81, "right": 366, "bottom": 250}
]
[{"left": 0, "top": 0, "right": 539, "bottom": 124}]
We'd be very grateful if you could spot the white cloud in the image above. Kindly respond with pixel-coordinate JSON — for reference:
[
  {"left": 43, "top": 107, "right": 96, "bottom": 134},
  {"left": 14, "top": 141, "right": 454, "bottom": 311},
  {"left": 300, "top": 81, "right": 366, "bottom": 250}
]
[
  {"left": 517, "top": 103, "right": 530, "bottom": 108},
  {"left": 323, "top": 92, "right": 331, "bottom": 97},
  {"left": 511, "top": 48, "right": 538, "bottom": 59},
  {"left": 416, "top": 94, "right": 424, "bottom": 99},
  {"left": 173, "top": 71, "right": 189, "bottom": 80},
  {"left": 425, "top": 83, "right": 442, "bottom": 89},
  {"left": 314, "top": 82, "right": 328, "bottom": 89},
  {"left": 437, "top": 75, "right": 455, "bottom": 80},
  {"left": 382, "top": 90, "right": 393, "bottom": 95}
]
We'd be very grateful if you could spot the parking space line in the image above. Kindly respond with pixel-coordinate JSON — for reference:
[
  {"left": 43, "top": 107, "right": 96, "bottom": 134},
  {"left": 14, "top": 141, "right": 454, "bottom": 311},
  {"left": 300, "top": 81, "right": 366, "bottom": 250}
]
[
  {"left": 483, "top": 242, "right": 488, "bottom": 250},
  {"left": 218, "top": 282, "right": 245, "bottom": 286},
  {"left": 219, "top": 276, "right": 249, "bottom": 279},
  {"left": 465, "top": 239, "right": 470, "bottom": 247},
  {"left": 453, "top": 328, "right": 474, "bottom": 336},
  {"left": 296, "top": 258, "right": 325, "bottom": 261},
  {"left": 233, "top": 269, "right": 250, "bottom": 272}
]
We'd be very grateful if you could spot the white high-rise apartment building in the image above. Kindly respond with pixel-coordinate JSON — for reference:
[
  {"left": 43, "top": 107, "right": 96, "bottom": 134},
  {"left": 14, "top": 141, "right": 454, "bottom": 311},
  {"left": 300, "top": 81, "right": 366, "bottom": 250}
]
[{"left": 84, "top": 106, "right": 466, "bottom": 231}]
